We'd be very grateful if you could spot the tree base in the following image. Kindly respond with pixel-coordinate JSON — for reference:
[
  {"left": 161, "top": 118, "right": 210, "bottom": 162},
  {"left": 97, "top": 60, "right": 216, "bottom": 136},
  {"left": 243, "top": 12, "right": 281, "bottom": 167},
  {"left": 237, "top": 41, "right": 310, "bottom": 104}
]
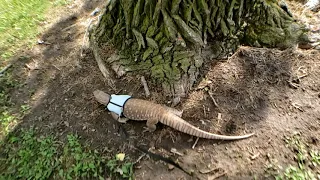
[{"left": 89, "top": 0, "right": 306, "bottom": 98}]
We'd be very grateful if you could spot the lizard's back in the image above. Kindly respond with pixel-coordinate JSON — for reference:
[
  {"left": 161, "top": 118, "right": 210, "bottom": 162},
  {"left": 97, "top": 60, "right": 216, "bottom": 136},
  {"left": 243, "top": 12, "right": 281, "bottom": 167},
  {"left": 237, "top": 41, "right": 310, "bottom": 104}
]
[{"left": 123, "top": 98, "right": 166, "bottom": 120}]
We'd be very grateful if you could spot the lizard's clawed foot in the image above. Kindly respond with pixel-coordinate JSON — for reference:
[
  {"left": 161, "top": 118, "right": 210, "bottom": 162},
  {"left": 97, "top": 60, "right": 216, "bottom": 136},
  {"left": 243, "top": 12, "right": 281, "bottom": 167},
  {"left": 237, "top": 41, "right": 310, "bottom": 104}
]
[
  {"left": 143, "top": 127, "right": 150, "bottom": 133},
  {"left": 118, "top": 117, "right": 128, "bottom": 123},
  {"left": 143, "top": 126, "right": 156, "bottom": 133}
]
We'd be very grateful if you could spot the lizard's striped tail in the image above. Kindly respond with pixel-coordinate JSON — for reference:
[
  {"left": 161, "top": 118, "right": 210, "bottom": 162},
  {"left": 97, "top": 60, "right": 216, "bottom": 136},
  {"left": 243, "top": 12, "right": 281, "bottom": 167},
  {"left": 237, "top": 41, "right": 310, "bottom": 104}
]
[{"left": 161, "top": 113, "right": 254, "bottom": 140}]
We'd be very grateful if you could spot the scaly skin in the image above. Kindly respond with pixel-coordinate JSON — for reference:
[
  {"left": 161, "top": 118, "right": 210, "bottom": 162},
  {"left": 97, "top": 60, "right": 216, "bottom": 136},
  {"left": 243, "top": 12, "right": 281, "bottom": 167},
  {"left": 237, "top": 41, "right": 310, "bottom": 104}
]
[{"left": 93, "top": 90, "right": 254, "bottom": 140}]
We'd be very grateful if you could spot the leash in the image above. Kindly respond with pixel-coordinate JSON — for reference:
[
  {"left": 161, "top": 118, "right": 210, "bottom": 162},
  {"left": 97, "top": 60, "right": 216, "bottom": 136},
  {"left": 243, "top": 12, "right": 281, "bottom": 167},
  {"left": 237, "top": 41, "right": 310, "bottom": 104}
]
[{"left": 116, "top": 121, "right": 192, "bottom": 175}]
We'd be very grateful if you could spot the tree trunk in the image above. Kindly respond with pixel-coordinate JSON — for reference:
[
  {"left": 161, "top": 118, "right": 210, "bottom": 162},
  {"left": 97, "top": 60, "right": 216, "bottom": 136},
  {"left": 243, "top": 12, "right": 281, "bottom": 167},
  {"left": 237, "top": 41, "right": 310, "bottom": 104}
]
[{"left": 90, "top": 0, "right": 305, "bottom": 97}]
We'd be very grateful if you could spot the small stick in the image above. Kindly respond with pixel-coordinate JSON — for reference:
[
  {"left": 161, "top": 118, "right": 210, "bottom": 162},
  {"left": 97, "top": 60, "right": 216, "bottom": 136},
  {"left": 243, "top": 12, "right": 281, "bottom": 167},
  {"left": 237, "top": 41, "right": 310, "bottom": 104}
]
[
  {"left": 208, "top": 92, "right": 219, "bottom": 107},
  {"left": 141, "top": 76, "right": 150, "bottom": 97},
  {"left": 62, "top": 23, "right": 78, "bottom": 31},
  {"left": 90, "top": 31, "right": 115, "bottom": 87},
  {"left": 134, "top": 154, "right": 146, "bottom": 164},
  {"left": 192, "top": 137, "right": 199, "bottom": 149},
  {"left": 288, "top": 76, "right": 299, "bottom": 89},
  {"left": 208, "top": 172, "right": 226, "bottom": 180},
  {"left": 0, "top": 64, "right": 12, "bottom": 75},
  {"left": 170, "top": 148, "right": 184, "bottom": 156},
  {"left": 217, "top": 113, "right": 222, "bottom": 128}
]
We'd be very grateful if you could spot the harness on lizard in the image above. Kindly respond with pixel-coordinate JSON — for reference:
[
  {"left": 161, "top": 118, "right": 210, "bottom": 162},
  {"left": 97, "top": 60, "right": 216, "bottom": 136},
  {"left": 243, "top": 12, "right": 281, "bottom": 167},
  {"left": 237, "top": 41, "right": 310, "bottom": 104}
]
[{"left": 105, "top": 94, "right": 131, "bottom": 117}]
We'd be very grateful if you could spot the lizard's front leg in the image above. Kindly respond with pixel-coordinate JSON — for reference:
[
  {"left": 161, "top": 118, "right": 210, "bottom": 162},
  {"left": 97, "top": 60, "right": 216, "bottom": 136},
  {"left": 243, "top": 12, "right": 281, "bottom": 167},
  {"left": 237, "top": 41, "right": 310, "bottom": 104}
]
[
  {"left": 110, "top": 112, "right": 128, "bottom": 123},
  {"left": 143, "top": 118, "right": 159, "bottom": 132}
]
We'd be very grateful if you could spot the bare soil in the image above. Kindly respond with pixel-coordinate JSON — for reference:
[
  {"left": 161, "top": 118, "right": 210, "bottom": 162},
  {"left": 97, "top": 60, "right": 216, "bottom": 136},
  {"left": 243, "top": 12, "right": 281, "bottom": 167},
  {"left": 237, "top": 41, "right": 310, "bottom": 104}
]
[{"left": 5, "top": 0, "right": 320, "bottom": 179}]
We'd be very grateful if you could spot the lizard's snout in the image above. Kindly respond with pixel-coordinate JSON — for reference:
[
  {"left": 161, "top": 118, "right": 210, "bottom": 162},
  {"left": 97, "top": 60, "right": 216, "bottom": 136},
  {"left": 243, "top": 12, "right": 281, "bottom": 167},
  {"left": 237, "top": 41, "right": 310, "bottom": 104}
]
[{"left": 93, "top": 90, "right": 110, "bottom": 105}]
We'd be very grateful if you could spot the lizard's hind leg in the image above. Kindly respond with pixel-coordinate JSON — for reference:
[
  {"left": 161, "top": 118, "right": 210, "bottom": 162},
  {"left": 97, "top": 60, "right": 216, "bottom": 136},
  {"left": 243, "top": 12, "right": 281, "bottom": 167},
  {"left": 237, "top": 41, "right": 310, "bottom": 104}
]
[
  {"left": 143, "top": 118, "right": 159, "bottom": 132},
  {"left": 164, "top": 106, "right": 183, "bottom": 117}
]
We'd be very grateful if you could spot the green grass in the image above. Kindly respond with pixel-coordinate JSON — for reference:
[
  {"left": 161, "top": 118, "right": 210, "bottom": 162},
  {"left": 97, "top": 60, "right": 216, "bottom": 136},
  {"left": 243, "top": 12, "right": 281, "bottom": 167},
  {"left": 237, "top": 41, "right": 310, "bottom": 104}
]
[
  {"left": 0, "top": 0, "right": 71, "bottom": 62},
  {"left": 0, "top": 71, "right": 19, "bottom": 138},
  {"left": 0, "top": 129, "right": 58, "bottom": 179},
  {"left": 274, "top": 134, "right": 320, "bottom": 180},
  {"left": 0, "top": 0, "right": 48, "bottom": 61},
  {"left": 0, "top": 129, "right": 134, "bottom": 179}
]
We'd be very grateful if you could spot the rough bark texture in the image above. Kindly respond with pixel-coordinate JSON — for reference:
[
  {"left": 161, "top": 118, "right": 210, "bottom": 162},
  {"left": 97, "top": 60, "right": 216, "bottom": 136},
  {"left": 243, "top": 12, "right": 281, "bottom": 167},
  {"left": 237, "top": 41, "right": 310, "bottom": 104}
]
[{"left": 90, "top": 0, "right": 305, "bottom": 97}]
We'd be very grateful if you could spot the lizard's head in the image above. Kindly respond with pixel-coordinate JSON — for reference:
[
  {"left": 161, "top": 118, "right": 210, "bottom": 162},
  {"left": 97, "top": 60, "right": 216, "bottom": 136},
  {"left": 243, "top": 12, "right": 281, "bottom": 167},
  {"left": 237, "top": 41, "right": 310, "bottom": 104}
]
[{"left": 93, "top": 90, "right": 110, "bottom": 106}]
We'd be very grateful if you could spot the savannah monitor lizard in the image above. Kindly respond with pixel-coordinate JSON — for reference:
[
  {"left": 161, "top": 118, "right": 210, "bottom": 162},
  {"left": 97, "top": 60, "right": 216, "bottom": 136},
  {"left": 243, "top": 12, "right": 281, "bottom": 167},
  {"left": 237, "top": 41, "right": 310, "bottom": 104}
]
[{"left": 93, "top": 90, "right": 254, "bottom": 140}]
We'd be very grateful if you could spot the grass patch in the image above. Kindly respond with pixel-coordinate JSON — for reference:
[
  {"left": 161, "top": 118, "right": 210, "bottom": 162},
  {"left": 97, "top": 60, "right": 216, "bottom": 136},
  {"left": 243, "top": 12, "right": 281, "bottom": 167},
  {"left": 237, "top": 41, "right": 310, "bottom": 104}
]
[
  {"left": 0, "top": 129, "right": 134, "bottom": 179},
  {"left": 0, "top": 129, "right": 58, "bottom": 179},
  {"left": 0, "top": 71, "right": 19, "bottom": 138},
  {"left": 0, "top": 0, "right": 49, "bottom": 61},
  {"left": 58, "top": 134, "right": 105, "bottom": 179},
  {"left": 0, "top": 0, "right": 71, "bottom": 62},
  {"left": 275, "top": 134, "right": 320, "bottom": 180}
]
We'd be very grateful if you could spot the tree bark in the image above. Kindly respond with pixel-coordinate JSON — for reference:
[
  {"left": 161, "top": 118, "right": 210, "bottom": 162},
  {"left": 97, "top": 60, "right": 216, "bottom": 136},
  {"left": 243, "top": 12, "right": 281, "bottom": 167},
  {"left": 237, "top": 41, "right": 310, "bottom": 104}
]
[{"left": 90, "top": 0, "right": 305, "bottom": 97}]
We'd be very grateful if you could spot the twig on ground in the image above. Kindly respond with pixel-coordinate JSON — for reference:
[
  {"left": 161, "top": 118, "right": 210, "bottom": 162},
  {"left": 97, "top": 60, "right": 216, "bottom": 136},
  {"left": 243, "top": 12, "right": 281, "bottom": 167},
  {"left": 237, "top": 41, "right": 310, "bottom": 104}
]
[
  {"left": 192, "top": 137, "right": 199, "bottom": 149},
  {"left": 200, "top": 167, "right": 220, "bottom": 174},
  {"left": 52, "top": 65, "right": 61, "bottom": 71},
  {"left": 170, "top": 148, "right": 184, "bottom": 156},
  {"left": 90, "top": 29, "right": 115, "bottom": 87},
  {"left": 208, "top": 92, "right": 219, "bottom": 108},
  {"left": 62, "top": 23, "right": 78, "bottom": 31},
  {"left": 141, "top": 76, "right": 150, "bottom": 97},
  {"left": 288, "top": 66, "right": 309, "bottom": 89},
  {"left": 288, "top": 75, "right": 300, "bottom": 89},
  {"left": 208, "top": 172, "right": 226, "bottom": 180},
  {"left": 134, "top": 154, "right": 146, "bottom": 164},
  {"left": 297, "top": 66, "right": 308, "bottom": 79},
  {"left": 292, "top": 103, "right": 304, "bottom": 112},
  {"left": 217, "top": 113, "right": 222, "bottom": 128},
  {"left": 0, "top": 64, "right": 12, "bottom": 75},
  {"left": 217, "top": 113, "right": 222, "bottom": 121},
  {"left": 250, "top": 152, "right": 260, "bottom": 160}
]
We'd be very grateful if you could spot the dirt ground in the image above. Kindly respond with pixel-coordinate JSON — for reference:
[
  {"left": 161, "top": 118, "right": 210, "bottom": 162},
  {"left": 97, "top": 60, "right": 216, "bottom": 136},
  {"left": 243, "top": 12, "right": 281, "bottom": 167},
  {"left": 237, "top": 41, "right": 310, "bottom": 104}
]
[{"left": 5, "top": 0, "right": 320, "bottom": 179}]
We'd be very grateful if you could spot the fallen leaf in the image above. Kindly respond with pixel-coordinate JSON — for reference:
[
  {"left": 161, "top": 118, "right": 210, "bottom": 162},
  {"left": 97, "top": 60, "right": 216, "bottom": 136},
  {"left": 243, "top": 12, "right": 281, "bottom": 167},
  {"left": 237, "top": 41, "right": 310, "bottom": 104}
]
[{"left": 116, "top": 153, "right": 125, "bottom": 161}]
